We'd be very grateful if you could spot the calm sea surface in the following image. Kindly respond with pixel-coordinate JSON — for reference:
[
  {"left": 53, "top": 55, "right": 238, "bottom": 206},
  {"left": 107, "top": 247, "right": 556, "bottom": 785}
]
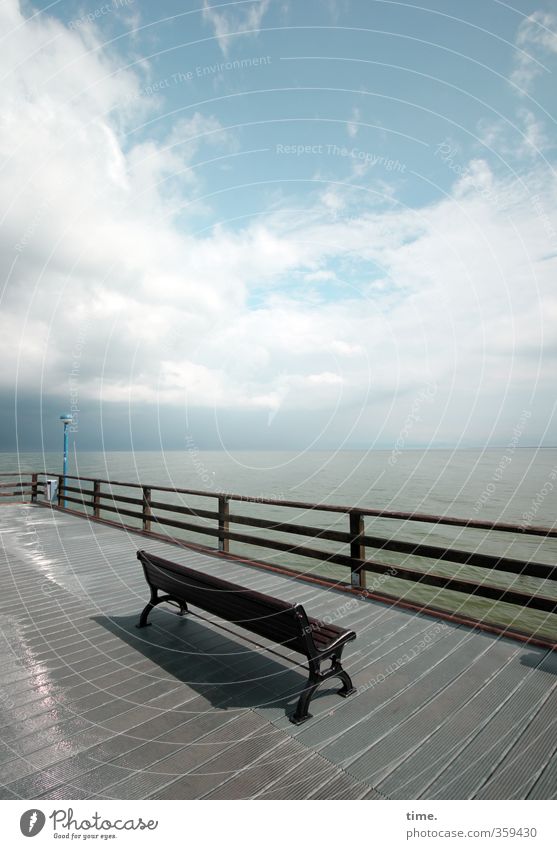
[
  {"left": 2, "top": 448, "right": 557, "bottom": 523},
  {"left": 2, "top": 449, "right": 556, "bottom": 639}
]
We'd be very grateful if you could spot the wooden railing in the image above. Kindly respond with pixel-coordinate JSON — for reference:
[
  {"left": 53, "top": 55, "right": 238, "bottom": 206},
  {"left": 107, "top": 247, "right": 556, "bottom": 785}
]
[
  {"left": 2, "top": 470, "right": 556, "bottom": 644},
  {"left": 0, "top": 471, "right": 41, "bottom": 501}
]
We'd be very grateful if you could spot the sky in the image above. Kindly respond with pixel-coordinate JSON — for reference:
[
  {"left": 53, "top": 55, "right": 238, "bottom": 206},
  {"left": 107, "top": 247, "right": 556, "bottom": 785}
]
[{"left": 1, "top": 0, "right": 556, "bottom": 451}]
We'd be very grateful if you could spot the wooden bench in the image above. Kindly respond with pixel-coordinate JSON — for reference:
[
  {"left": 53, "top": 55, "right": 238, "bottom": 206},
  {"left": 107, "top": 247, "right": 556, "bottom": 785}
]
[{"left": 136, "top": 549, "right": 357, "bottom": 724}]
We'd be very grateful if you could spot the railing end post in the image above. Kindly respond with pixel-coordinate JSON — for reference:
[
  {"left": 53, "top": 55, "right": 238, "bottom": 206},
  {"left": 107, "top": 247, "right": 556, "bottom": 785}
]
[
  {"left": 142, "top": 486, "right": 152, "bottom": 532},
  {"left": 349, "top": 511, "right": 366, "bottom": 589},
  {"left": 218, "top": 495, "right": 230, "bottom": 553},
  {"left": 93, "top": 480, "right": 101, "bottom": 518},
  {"left": 31, "top": 473, "right": 38, "bottom": 503}
]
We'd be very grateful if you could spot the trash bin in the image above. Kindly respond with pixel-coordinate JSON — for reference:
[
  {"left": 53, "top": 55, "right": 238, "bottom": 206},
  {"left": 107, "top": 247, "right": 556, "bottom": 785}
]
[{"left": 45, "top": 479, "right": 58, "bottom": 503}]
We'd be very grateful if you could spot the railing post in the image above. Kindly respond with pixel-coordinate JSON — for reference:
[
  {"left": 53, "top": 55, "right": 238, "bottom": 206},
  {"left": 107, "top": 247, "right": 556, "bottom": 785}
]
[
  {"left": 93, "top": 480, "right": 101, "bottom": 518},
  {"left": 57, "top": 474, "right": 64, "bottom": 508},
  {"left": 142, "top": 487, "right": 152, "bottom": 532},
  {"left": 218, "top": 495, "right": 230, "bottom": 553},
  {"left": 31, "top": 473, "right": 38, "bottom": 503},
  {"left": 349, "top": 511, "right": 366, "bottom": 589}
]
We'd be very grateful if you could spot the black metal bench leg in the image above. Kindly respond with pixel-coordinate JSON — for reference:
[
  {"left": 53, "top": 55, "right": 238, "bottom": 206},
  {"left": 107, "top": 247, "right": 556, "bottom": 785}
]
[
  {"left": 290, "top": 651, "right": 356, "bottom": 722},
  {"left": 336, "top": 668, "right": 356, "bottom": 697},
  {"left": 290, "top": 665, "right": 320, "bottom": 725},
  {"left": 136, "top": 592, "right": 174, "bottom": 628},
  {"left": 330, "top": 647, "right": 356, "bottom": 697},
  {"left": 137, "top": 602, "right": 155, "bottom": 628}
]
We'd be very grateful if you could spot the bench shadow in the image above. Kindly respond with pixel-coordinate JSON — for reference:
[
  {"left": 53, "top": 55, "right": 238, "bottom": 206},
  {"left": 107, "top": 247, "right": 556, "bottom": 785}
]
[{"left": 92, "top": 608, "right": 320, "bottom": 719}]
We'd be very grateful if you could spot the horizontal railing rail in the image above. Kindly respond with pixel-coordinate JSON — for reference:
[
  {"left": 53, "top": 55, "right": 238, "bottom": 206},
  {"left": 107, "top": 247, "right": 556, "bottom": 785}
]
[
  {"left": 2, "top": 470, "right": 556, "bottom": 644},
  {"left": 24, "top": 471, "right": 557, "bottom": 534},
  {"left": 0, "top": 472, "right": 41, "bottom": 500}
]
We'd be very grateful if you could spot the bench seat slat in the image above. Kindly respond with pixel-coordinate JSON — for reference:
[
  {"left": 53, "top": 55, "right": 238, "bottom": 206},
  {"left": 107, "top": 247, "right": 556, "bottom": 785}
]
[{"left": 137, "top": 550, "right": 355, "bottom": 657}]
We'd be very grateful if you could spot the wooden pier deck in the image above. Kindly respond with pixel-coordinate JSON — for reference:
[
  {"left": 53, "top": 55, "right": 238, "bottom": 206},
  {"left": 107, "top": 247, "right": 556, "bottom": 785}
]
[{"left": 1, "top": 503, "right": 556, "bottom": 800}]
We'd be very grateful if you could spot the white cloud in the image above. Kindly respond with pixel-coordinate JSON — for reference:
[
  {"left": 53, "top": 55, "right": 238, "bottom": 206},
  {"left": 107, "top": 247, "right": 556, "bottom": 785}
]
[
  {"left": 478, "top": 107, "right": 552, "bottom": 161},
  {"left": 202, "top": 0, "right": 270, "bottom": 57},
  {"left": 517, "top": 107, "right": 552, "bottom": 155},
  {"left": 347, "top": 107, "right": 360, "bottom": 138},
  {"left": 511, "top": 10, "right": 557, "bottom": 92},
  {"left": 1, "top": 0, "right": 557, "bottom": 447},
  {"left": 303, "top": 269, "right": 337, "bottom": 282},
  {"left": 320, "top": 188, "right": 346, "bottom": 215}
]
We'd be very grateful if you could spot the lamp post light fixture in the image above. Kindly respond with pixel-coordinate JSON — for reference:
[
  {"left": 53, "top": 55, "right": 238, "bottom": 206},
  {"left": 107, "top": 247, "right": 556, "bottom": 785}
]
[{"left": 59, "top": 414, "right": 73, "bottom": 508}]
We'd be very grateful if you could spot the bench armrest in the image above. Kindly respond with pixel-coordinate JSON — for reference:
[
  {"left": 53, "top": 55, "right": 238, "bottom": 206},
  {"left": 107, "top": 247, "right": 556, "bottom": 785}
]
[{"left": 314, "top": 629, "right": 356, "bottom": 659}]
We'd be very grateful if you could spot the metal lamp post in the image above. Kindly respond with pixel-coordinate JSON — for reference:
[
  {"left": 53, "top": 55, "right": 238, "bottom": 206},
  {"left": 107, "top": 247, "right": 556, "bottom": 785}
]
[{"left": 59, "top": 414, "right": 73, "bottom": 508}]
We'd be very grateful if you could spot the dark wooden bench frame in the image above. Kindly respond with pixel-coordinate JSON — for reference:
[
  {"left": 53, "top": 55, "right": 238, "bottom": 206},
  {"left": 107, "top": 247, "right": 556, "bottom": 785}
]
[{"left": 136, "top": 550, "right": 357, "bottom": 724}]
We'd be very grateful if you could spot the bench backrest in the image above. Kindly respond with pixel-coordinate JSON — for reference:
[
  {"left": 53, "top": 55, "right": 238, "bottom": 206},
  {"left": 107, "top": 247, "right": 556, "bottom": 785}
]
[{"left": 137, "top": 550, "right": 312, "bottom": 656}]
